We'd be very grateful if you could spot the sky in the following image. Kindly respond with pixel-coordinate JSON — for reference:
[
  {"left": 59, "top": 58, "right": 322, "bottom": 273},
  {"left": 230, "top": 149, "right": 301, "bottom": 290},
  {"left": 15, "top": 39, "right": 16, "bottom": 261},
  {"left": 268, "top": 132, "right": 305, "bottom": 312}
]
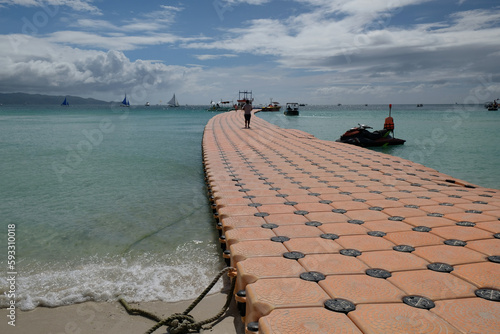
[{"left": 1, "top": 0, "right": 499, "bottom": 105}]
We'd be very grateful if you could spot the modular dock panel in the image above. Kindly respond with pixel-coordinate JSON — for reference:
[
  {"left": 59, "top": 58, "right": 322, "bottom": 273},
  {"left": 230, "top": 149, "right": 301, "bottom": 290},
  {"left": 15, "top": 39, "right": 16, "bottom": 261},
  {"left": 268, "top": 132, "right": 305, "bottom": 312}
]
[{"left": 202, "top": 110, "right": 500, "bottom": 334}]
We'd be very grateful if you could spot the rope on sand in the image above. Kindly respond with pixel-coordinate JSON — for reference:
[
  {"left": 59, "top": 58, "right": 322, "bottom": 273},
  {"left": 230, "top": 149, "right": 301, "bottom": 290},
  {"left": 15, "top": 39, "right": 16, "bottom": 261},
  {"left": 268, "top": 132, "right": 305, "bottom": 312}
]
[{"left": 119, "top": 267, "right": 236, "bottom": 334}]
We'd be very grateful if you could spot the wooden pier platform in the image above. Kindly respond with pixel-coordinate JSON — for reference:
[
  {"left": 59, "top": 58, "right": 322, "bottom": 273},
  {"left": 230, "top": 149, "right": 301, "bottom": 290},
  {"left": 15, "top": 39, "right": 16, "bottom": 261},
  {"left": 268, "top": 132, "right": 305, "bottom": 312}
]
[{"left": 202, "top": 110, "right": 500, "bottom": 334}]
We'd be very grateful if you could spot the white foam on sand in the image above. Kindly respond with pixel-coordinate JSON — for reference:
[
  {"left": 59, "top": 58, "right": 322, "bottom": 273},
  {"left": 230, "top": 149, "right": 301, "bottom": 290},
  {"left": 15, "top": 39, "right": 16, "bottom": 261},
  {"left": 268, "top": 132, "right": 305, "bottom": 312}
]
[{"left": 0, "top": 241, "right": 225, "bottom": 311}]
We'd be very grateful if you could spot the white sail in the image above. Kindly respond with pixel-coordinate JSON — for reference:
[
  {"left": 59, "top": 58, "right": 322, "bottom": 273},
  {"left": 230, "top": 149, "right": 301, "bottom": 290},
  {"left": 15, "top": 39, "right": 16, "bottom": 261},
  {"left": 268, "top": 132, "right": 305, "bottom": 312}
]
[{"left": 168, "top": 94, "right": 179, "bottom": 107}]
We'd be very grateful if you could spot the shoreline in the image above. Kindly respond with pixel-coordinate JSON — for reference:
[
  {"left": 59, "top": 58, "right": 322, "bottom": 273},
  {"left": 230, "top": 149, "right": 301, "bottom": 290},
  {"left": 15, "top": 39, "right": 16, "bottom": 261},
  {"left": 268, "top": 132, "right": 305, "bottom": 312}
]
[{"left": 0, "top": 291, "right": 244, "bottom": 334}]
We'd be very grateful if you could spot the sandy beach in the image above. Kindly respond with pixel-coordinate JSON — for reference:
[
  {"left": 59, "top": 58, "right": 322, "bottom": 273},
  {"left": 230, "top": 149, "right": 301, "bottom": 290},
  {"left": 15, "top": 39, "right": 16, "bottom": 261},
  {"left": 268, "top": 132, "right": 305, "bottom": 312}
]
[{"left": 0, "top": 290, "right": 244, "bottom": 334}]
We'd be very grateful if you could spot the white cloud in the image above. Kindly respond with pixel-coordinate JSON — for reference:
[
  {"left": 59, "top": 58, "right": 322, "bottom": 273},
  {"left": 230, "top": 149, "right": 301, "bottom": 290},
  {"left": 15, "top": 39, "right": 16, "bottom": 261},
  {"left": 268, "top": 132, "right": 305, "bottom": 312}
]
[
  {"left": 315, "top": 84, "right": 393, "bottom": 99},
  {"left": 73, "top": 19, "right": 118, "bottom": 31},
  {"left": 70, "top": 5, "right": 183, "bottom": 33},
  {"left": 0, "top": 34, "right": 200, "bottom": 101},
  {"left": 141, "top": 5, "right": 183, "bottom": 25},
  {"left": 184, "top": 2, "right": 500, "bottom": 84},
  {"left": 44, "top": 30, "right": 208, "bottom": 51},
  {"left": 445, "top": 9, "right": 500, "bottom": 31},
  {"left": 178, "top": 1, "right": 500, "bottom": 103},
  {"left": 194, "top": 54, "right": 237, "bottom": 60},
  {"left": 0, "top": 0, "right": 101, "bottom": 14},
  {"left": 210, "top": 0, "right": 270, "bottom": 20},
  {"left": 218, "top": 0, "right": 270, "bottom": 5},
  {"left": 295, "top": 0, "right": 430, "bottom": 17},
  {"left": 0, "top": 4, "right": 205, "bottom": 102},
  {"left": 1, "top": 0, "right": 499, "bottom": 104}
]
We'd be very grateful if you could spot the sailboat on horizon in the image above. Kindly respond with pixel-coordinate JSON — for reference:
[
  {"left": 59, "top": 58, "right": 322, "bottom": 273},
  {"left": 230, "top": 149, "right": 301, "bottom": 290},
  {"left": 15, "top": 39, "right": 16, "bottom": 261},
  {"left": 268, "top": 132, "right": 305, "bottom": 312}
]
[
  {"left": 167, "top": 93, "right": 180, "bottom": 107},
  {"left": 61, "top": 97, "right": 69, "bottom": 106},
  {"left": 121, "top": 94, "right": 130, "bottom": 107}
]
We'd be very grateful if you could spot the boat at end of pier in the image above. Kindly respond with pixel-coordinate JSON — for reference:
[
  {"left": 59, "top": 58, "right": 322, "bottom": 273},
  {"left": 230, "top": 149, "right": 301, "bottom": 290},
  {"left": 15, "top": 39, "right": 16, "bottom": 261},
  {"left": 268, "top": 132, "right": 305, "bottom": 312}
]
[{"left": 237, "top": 90, "right": 254, "bottom": 109}]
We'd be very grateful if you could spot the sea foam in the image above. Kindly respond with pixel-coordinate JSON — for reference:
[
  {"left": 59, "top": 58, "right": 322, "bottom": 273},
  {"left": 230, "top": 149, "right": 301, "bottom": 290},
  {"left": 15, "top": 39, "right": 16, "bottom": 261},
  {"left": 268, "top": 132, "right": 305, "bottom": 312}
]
[{"left": 0, "top": 241, "right": 224, "bottom": 311}]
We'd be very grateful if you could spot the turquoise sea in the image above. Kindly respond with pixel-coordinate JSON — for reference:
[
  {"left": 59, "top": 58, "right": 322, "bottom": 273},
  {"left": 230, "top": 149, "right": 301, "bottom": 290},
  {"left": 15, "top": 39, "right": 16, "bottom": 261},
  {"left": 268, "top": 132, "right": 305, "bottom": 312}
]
[{"left": 0, "top": 103, "right": 499, "bottom": 310}]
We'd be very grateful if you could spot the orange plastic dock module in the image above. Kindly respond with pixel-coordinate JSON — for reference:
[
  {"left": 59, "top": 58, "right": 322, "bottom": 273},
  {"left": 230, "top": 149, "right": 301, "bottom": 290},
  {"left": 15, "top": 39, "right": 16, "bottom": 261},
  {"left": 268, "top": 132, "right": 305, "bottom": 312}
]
[{"left": 203, "top": 110, "right": 500, "bottom": 334}]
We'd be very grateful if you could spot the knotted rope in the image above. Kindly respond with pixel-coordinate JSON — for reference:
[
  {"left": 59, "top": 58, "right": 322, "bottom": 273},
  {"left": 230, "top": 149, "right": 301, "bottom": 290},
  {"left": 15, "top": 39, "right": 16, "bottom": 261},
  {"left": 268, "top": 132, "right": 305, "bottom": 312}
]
[{"left": 119, "top": 267, "right": 236, "bottom": 334}]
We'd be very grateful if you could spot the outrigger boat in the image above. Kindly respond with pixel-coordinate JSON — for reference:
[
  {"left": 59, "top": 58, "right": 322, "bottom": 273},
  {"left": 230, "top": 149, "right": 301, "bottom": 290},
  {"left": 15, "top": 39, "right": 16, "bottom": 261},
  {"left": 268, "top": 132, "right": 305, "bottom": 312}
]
[
  {"left": 337, "top": 104, "right": 405, "bottom": 147},
  {"left": 485, "top": 100, "right": 498, "bottom": 111},
  {"left": 208, "top": 100, "right": 233, "bottom": 112},
  {"left": 261, "top": 99, "right": 281, "bottom": 112}
]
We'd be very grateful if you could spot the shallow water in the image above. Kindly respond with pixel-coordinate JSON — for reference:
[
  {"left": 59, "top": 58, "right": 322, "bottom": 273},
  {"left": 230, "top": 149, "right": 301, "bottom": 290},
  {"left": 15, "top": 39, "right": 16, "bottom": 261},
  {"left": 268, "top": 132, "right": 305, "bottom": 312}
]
[{"left": 0, "top": 105, "right": 223, "bottom": 310}]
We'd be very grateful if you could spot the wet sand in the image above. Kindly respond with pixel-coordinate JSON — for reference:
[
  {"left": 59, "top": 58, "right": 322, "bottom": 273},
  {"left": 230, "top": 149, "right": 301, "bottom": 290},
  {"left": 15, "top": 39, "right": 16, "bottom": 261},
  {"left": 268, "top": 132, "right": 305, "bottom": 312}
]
[{"left": 0, "top": 291, "right": 244, "bottom": 334}]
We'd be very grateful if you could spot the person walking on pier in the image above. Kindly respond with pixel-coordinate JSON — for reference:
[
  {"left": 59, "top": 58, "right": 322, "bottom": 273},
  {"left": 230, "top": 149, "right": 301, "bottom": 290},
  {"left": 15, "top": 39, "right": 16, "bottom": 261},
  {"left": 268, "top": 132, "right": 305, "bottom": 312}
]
[{"left": 243, "top": 99, "right": 252, "bottom": 128}]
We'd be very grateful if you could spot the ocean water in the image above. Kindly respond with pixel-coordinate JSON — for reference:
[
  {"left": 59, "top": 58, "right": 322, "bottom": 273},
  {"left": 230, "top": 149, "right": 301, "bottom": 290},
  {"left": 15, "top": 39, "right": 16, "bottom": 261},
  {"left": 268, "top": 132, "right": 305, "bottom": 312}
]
[
  {"left": 0, "top": 103, "right": 499, "bottom": 310},
  {"left": 0, "top": 105, "right": 222, "bottom": 310},
  {"left": 258, "top": 104, "right": 500, "bottom": 189}
]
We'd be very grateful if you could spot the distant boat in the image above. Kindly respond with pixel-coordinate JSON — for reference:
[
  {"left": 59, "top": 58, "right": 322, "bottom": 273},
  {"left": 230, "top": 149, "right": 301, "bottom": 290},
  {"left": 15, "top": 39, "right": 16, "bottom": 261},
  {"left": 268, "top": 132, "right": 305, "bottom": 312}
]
[
  {"left": 121, "top": 94, "right": 130, "bottom": 107},
  {"left": 207, "top": 100, "right": 232, "bottom": 112},
  {"left": 237, "top": 90, "right": 253, "bottom": 109},
  {"left": 284, "top": 103, "right": 299, "bottom": 116},
  {"left": 485, "top": 100, "right": 498, "bottom": 111},
  {"left": 168, "top": 94, "right": 180, "bottom": 107},
  {"left": 417, "top": 104, "right": 423, "bottom": 107},
  {"left": 61, "top": 97, "right": 69, "bottom": 106},
  {"left": 261, "top": 98, "right": 281, "bottom": 112},
  {"left": 145, "top": 102, "right": 150, "bottom": 107}
]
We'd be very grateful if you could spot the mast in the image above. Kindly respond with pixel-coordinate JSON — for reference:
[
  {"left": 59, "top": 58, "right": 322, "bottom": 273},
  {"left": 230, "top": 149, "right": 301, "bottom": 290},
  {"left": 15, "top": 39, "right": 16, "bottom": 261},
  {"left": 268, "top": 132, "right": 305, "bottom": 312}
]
[{"left": 237, "top": 90, "right": 253, "bottom": 108}]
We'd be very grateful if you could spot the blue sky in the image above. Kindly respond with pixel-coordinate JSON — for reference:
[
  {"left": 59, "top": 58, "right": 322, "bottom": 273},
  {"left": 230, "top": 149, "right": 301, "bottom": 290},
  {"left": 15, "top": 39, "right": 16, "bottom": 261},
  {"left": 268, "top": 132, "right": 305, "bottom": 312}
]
[{"left": 1, "top": 0, "right": 499, "bottom": 105}]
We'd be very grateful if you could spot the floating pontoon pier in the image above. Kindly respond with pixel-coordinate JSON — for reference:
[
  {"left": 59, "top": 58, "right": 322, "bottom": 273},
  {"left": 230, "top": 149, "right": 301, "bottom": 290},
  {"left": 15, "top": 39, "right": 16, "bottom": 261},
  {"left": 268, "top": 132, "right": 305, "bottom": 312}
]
[{"left": 202, "top": 110, "right": 500, "bottom": 334}]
